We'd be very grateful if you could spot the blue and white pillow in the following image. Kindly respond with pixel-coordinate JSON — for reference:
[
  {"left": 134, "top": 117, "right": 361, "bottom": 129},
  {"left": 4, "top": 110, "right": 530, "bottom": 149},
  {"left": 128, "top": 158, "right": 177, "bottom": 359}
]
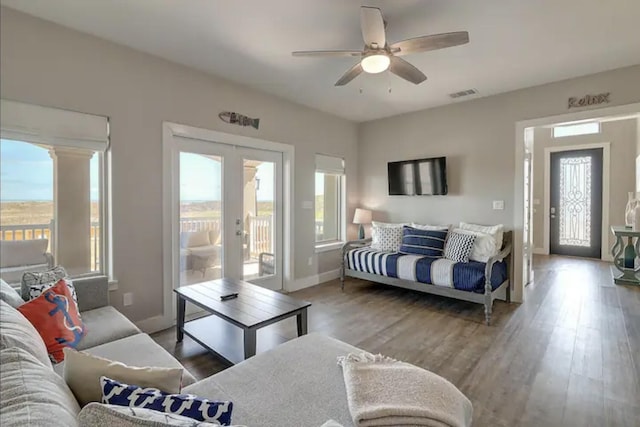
[
  {"left": 444, "top": 231, "right": 476, "bottom": 263},
  {"left": 100, "top": 377, "right": 233, "bottom": 425},
  {"left": 399, "top": 227, "right": 447, "bottom": 258}
]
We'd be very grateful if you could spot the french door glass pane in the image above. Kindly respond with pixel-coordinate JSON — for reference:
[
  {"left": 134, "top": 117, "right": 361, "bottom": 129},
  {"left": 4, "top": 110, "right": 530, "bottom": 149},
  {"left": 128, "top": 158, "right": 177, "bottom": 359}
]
[
  {"left": 558, "top": 156, "right": 592, "bottom": 247},
  {"left": 243, "top": 159, "right": 276, "bottom": 280},
  {"left": 179, "top": 152, "right": 223, "bottom": 285}
]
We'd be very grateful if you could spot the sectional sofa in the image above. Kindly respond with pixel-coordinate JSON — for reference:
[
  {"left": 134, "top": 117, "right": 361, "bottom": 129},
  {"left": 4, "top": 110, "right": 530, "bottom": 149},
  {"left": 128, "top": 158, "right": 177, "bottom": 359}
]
[{"left": 0, "top": 276, "right": 370, "bottom": 426}]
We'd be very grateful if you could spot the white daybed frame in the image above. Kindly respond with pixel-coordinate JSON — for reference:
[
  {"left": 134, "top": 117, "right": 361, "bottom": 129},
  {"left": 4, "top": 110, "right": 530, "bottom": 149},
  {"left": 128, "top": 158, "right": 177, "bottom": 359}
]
[{"left": 341, "top": 231, "right": 513, "bottom": 325}]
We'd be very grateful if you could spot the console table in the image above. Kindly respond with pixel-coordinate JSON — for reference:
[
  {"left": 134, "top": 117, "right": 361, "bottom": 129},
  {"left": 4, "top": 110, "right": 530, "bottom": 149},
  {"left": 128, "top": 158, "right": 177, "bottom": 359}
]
[{"left": 611, "top": 226, "right": 640, "bottom": 285}]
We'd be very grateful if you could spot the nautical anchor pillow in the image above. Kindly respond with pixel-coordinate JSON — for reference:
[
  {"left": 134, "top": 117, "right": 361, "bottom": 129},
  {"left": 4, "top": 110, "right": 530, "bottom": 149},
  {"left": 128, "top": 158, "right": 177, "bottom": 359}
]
[
  {"left": 17, "top": 279, "right": 86, "bottom": 363},
  {"left": 100, "top": 377, "right": 234, "bottom": 425}
]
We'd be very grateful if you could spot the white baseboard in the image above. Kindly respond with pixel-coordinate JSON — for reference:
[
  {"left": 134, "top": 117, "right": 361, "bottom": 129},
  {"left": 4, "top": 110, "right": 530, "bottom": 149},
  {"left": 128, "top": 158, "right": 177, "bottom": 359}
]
[
  {"left": 532, "top": 247, "right": 613, "bottom": 262},
  {"left": 135, "top": 315, "right": 171, "bottom": 334},
  {"left": 287, "top": 268, "right": 341, "bottom": 292},
  {"left": 139, "top": 270, "right": 341, "bottom": 333},
  {"left": 136, "top": 309, "right": 208, "bottom": 334}
]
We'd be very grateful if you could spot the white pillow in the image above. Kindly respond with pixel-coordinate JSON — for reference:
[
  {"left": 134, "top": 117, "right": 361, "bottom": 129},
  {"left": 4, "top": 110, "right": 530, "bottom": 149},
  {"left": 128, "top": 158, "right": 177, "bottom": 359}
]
[
  {"left": 371, "top": 222, "right": 407, "bottom": 252},
  {"left": 459, "top": 222, "right": 504, "bottom": 251},
  {"left": 186, "top": 231, "right": 211, "bottom": 248},
  {"left": 452, "top": 228, "right": 497, "bottom": 263},
  {"left": 62, "top": 348, "right": 184, "bottom": 406},
  {"left": 411, "top": 223, "right": 450, "bottom": 231},
  {"left": 0, "top": 279, "right": 24, "bottom": 308}
]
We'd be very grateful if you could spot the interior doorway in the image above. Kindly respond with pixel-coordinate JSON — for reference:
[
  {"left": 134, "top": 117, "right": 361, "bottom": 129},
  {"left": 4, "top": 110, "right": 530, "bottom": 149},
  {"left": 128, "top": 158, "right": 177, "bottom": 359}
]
[{"left": 515, "top": 102, "right": 640, "bottom": 303}]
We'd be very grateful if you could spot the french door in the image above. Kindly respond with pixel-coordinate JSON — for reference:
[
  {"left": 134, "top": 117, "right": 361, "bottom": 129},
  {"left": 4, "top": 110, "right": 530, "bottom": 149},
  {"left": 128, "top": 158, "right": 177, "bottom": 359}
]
[
  {"left": 171, "top": 136, "right": 283, "bottom": 293},
  {"left": 549, "top": 148, "right": 603, "bottom": 258}
]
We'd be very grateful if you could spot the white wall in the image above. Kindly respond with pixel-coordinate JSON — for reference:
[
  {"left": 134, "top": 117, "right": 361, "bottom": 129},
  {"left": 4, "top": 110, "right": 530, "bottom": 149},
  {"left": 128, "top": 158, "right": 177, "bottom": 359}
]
[
  {"left": 358, "top": 65, "right": 640, "bottom": 300},
  {"left": 0, "top": 7, "right": 358, "bottom": 322},
  {"left": 637, "top": 119, "right": 640, "bottom": 191},
  {"left": 531, "top": 119, "right": 637, "bottom": 253}
]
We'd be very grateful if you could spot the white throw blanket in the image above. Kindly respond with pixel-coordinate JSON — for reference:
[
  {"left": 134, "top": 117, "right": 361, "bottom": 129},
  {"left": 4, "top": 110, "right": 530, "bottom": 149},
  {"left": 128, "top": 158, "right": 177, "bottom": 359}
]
[{"left": 337, "top": 353, "right": 473, "bottom": 427}]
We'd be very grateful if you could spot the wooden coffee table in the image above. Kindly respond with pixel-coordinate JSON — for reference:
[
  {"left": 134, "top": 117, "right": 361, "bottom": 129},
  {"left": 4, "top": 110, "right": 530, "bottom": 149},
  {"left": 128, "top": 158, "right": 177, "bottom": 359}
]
[{"left": 174, "top": 278, "right": 311, "bottom": 364}]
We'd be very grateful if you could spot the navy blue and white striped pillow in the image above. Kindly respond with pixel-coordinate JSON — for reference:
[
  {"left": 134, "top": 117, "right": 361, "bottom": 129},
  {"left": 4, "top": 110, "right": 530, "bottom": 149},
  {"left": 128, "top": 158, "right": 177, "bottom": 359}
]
[{"left": 398, "top": 226, "right": 447, "bottom": 257}]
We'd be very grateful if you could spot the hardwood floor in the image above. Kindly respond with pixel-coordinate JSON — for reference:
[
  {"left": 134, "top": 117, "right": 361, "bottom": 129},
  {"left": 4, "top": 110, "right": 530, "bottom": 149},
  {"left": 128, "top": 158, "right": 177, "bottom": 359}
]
[{"left": 152, "top": 255, "right": 640, "bottom": 426}]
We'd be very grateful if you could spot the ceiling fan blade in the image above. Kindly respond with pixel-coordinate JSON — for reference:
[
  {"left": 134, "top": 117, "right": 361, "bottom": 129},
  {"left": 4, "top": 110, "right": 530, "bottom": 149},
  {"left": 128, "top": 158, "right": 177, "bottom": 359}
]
[
  {"left": 360, "top": 6, "right": 386, "bottom": 48},
  {"left": 389, "top": 56, "right": 427, "bottom": 84},
  {"left": 390, "top": 32, "right": 469, "bottom": 56},
  {"left": 335, "top": 62, "right": 363, "bottom": 86},
  {"left": 292, "top": 50, "right": 363, "bottom": 57}
]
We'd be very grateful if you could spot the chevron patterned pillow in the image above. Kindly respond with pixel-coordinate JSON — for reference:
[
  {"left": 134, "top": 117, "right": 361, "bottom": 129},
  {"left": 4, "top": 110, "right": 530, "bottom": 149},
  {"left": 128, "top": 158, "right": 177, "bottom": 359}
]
[{"left": 444, "top": 231, "right": 476, "bottom": 263}]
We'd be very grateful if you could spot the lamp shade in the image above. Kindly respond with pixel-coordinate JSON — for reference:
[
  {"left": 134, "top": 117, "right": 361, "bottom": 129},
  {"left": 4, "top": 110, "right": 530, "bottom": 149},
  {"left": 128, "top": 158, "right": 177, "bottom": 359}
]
[
  {"left": 361, "top": 54, "right": 390, "bottom": 74},
  {"left": 353, "top": 208, "right": 372, "bottom": 225}
]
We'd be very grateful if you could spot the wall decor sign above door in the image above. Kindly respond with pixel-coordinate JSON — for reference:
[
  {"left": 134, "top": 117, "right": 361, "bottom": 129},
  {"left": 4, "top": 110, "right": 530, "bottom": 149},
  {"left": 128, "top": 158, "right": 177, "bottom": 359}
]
[
  {"left": 568, "top": 93, "right": 610, "bottom": 109},
  {"left": 219, "top": 111, "right": 260, "bottom": 129}
]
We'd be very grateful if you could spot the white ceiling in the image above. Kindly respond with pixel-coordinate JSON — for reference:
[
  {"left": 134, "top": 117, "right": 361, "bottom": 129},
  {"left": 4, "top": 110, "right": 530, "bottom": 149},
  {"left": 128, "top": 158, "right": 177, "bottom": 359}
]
[{"left": 2, "top": 0, "right": 640, "bottom": 122}]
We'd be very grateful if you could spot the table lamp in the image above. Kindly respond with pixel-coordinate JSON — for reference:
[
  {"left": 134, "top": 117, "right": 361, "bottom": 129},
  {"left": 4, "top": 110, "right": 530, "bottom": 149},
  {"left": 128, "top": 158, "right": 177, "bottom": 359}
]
[{"left": 353, "top": 208, "right": 372, "bottom": 239}]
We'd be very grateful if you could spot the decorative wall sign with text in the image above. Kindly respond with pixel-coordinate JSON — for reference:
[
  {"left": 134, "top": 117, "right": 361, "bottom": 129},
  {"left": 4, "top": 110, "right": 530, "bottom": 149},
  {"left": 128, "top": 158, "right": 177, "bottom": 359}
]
[
  {"left": 219, "top": 111, "right": 260, "bottom": 129},
  {"left": 568, "top": 93, "right": 610, "bottom": 109}
]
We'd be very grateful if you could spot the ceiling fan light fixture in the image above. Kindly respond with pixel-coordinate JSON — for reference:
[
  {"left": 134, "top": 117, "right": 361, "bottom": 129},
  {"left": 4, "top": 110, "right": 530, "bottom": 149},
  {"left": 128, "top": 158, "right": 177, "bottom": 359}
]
[{"left": 361, "top": 54, "right": 390, "bottom": 74}]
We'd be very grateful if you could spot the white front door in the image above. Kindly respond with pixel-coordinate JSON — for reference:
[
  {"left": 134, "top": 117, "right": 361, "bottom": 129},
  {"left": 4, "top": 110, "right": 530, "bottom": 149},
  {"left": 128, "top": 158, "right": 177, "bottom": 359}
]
[{"left": 171, "top": 136, "right": 284, "bottom": 294}]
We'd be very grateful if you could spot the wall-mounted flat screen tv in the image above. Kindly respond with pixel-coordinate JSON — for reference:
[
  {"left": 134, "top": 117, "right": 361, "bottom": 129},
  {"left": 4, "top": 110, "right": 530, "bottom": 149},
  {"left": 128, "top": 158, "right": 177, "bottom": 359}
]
[{"left": 388, "top": 157, "right": 448, "bottom": 195}]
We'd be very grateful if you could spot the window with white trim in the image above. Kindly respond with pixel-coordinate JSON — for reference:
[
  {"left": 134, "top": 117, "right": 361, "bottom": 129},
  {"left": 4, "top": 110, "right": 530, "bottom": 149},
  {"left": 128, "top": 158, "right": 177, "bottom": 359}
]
[
  {"left": 0, "top": 100, "right": 110, "bottom": 279},
  {"left": 315, "top": 154, "right": 345, "bottom": 246},
  {"left": 553, "top": 122, "right": 600, "bottom": 138}
]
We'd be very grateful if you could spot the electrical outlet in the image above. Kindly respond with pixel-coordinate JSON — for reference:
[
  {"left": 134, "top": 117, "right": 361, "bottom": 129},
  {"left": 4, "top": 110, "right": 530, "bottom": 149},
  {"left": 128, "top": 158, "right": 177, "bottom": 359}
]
[
  {"left": 493, "top": 200, "right": 505, "bottom": 210},
  {"left": 307, "top": 256, "right": 313, "bottom": 266},
  {"left": 123, "top": 292, "right": 133, "bottom": 307}
]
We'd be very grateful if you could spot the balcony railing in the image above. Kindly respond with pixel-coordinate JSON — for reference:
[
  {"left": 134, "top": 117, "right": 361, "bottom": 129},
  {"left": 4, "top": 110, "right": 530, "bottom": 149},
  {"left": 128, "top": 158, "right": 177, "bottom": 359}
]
[
  {"left": 0, "top": 220, "right": 101, "bottom": 272},
  {"left": 180, "top": 216, "right": 275, "bottom": 259},
  {"left": 1, "top": 217, "right": 321, "bottom": 273}
]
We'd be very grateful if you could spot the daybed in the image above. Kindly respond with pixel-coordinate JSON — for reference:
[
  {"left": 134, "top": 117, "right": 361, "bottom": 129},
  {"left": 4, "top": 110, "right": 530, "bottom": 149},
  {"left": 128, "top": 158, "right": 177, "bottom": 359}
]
[{"left": 341, "top": 229, "right": 513, "bottom": 325}]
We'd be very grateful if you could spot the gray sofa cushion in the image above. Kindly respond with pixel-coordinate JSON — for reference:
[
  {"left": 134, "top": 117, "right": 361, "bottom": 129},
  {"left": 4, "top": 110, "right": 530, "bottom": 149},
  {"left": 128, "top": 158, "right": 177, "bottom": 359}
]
[
  {"left": 0, "top": 347, "right": 80, "bottom": 427},
  {"left": 54, "top": 333, "right": 197, "bottom": 388},
  {"left": 74, "top": 276, "right": 109, "bottom": 312},
  {"left": 0, "top": 300, "right": 52, "bottom": 368},
  {"left": 184, "top": 333, "right": 359, "bottom": 427},
  {"left": 76, "top": 306, "right": 141, "bottom": 350}
]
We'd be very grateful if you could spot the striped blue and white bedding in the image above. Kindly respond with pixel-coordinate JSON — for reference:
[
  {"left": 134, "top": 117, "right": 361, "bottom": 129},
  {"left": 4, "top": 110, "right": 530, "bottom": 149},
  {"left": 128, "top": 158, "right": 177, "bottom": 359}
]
[{"left": 345, "top": 247, "right": 507, "bottom": 292}]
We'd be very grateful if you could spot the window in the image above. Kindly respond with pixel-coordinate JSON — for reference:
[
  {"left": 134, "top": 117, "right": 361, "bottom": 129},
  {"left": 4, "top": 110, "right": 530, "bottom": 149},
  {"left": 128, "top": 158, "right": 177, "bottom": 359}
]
[
  {"left": 553, "top": 122, "right": 600, "bottom": 138},
  {"left": 315, "top": 154, "right": 345, "bottom": 247},
  {"left": 0, "top": 100, "right": 109, "bottom": 278}
]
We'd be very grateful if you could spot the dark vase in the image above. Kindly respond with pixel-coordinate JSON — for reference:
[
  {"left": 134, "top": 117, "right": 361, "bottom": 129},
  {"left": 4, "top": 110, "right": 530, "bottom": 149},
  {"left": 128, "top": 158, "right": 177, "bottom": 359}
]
[{"left": 623, "top": 238, "right": 636, "bottom": 269}]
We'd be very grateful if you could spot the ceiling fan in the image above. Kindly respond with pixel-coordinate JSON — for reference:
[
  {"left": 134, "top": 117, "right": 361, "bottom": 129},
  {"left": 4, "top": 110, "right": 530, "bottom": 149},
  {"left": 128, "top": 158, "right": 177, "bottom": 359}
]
[{"left": 292, "top": 6, "right": 469, "bottom": 86}]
